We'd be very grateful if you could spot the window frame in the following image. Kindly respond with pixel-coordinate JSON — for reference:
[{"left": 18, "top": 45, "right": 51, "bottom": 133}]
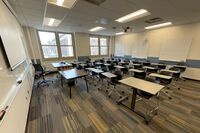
[
  {"left": 37, "top": 30, "right": 76, "bottom": 61},
  {"left": 89, "top": 35, "right": 109, "bottom": 57}
]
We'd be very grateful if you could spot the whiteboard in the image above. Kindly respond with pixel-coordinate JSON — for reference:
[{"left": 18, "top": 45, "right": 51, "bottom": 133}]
[
  {"left": 132, "top": 38, "right": 148, "bottom": 59},
  {"left": 159, "top": 36, "right": 192, "bottom": 62},
  {"left": 0, "top": 1, "right": 26, "bottom": 70}
]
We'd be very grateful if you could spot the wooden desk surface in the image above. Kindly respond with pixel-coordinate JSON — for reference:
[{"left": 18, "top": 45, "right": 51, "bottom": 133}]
[
  {"left": 131, "top": 63, "right": 141, "bottom": 66},
  {"left": 86, "top": 68, "right": 103, "bottom": 73},
  {"left": 102, "top": 72, "right": 116, "bottom": 78},
  {"left": 151, "top": 63, "right": 166, "bottom": 66},
  {"left": 150, "top": 73, "right": 172, "bottom": 80},
  {"left": 143, "top": 66, "right": 157, "bottom": 70},
  {"left": 161, "top": 69, "right": 180, "bottom": 73},
  {"left": 174, "top": 65, "right": 187, "bottom": 68},
  {"left": 59, "top": 69, "right": 87, "bottom": 80},
  {"left": 129, "top": 69, "right": 144, "bottom": 73},
  {"left": 119, "top": 77, "right": 164, "bottom": 95},
  {"left": 52, "top": 62, "right": 72, "bottom": 68},
  {"left": 104, "top": 63, "right": 111, "bottom": 66},
  {"left": 115, "top": 65, "right": 125, "bottom": 69}
]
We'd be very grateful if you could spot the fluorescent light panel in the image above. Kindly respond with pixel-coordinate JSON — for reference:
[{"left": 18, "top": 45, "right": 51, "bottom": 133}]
[
  {"left": 145, "top": 22, "right": 172, "bottom": 30},
  {"left": 115, "top": 32, "right": 125, "bottom": 35},
  {"left": 48, "top": 0, "right": 77, "bottom": 8},
  {"left": 89, "top": 26, "right": 104, "bottom": 32},
  {"left": 116, "top": 9, "right": 150, "bottom": 23},
  {"left": 56, "top": 0, "right": 64, "bottom": 6},
  {"left": 43, "top": 17, "right": 62, "bottom": 27}
]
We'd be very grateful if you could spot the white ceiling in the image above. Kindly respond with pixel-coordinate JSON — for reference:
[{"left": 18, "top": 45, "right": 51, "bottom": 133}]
[{"left": 7, "top": 0, "right": 200, "bottom": 35}]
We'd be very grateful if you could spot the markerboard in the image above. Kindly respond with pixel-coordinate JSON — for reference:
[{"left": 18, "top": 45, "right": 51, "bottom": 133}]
[
  {"left": 0, "top": 1, "right": 26, "bottom": 70},
  {"left": 159, "top": 36, "right": 192, "bottom": 62}
]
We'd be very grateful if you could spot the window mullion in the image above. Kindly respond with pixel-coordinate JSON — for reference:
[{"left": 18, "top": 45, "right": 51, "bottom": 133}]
[{"left": 56, "top": 32, "right": 62, "bottom": 59}]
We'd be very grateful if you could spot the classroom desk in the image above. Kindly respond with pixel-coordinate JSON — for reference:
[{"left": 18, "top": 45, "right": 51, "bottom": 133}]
[
  {"left": 52, "top": 62, "right": 72, "bottom": 71},
  {"left": 95, "top": 62, "right": 103, "bottom": 65},
  {"left": 151, "top": 63, "right": 166, "bottom": 66},
  {"left": 101, "top": 72, "right": 116, "bottom": 78},
  {"left": 104, "top": 63, "right": 111, "bottom": 66},
  {"left": 129, "top": 68, "right": 144, "bottom": 73},
  {"left": 149, "top": 73, "right": 172, "bottom": 80},
  {"left": 117, "top": 77, "right": 164, "bottom": 123},
  {"left": 143, "top": 66, "right": 157, "bottom": 70},
  {"left": 59, "top": 69, "right": 89, "bottom": 98},
  {"left": 86, "top": 68, "right": 104, "bottom": 74},
  {"left": 114, "top": 65, "right": 125, "bottom": 69},
  {"left": 160, "top": 69, "right": 180, "bottom": 74}
]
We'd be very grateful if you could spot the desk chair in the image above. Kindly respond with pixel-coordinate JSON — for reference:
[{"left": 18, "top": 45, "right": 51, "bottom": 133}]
[
  {"left": 143, "top": 62, "right": 151, "bottom": 66},
  {"left": 33, "top": 64, "right": 53, "bottom": 88},
  {"left": 134, "top": 65, "right": 143, "bottom": 69},
  {"left": 108, "top": 70, "right": 123, "bottom": 98},
  {"left": 108, "top": 63, "right": 116, "bottom": 72},
  {"left": 169, "top": 67, "right": 181, "bottom": 80},
  {"left": 157, "top": 71, "right": 173, "bottom": 99},
  {"left": 121, "top": 66, "right": 129, "bottom": 75},
  {"left": 136, "top": 77, "right": 160, "bottom": 124},
  {"left": 134, "top": 71, "right": 146, "bottom": 79}
]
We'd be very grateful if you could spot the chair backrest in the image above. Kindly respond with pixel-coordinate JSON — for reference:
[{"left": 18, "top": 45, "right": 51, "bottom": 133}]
[
  {"left": 169, "top": 67, "right": 181, "bottom": 72},
  {"left": 134, "top": 71, "right": 146, "bottom": 79},
  {"left": 114, "top": 70, "right": 122, "bottom": 80},
  {"left": 33, "top": 64, "right": 44, "bottom": 73},
  {"left": 160, "top": 71, "right": 172, "bottom": 76}
]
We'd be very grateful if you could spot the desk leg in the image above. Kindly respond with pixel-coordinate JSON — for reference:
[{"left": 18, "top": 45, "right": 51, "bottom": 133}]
[
  {"left": 85, "top": 76, "right": 89, "bottom": 92},
  {"left": 69, "top": 85, "right": 72, "bottom": 98},
  {"left": 61, "top": 75, "right": 63, "bottom": 87},
  {"left": 131, "top": 88, "right": 137, "bottom": 110}
]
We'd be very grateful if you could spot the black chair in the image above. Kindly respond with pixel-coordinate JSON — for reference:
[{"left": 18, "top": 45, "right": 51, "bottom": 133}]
[
  {"left": 134, "top": 71, "right": 146, "bottom": 79},
  {"left": 143, "top": 62, "right": 151, "bottom": 66},
  {"left": 108, "top": 70, "right": 123, "bottom": 98},
  {"left": 134, "top": 64, "right": 143, "bottom": 69},
  {"left": 33, "top": 64, "right": 53, "bottom": 87},
  {"left": 169, "top": 67, "right": 181, "bottom": 79},
  {"left": 108, "top": 63, "right": 116, "bottom": 72}
]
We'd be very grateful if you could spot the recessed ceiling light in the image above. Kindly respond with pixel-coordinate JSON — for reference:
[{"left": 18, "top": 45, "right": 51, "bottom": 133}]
[
  {"left": 115, "top": 32, "right": 125, "bottom": 35},
  {"left": 43, "top": 17, "right": 62, "bottom": 27},
  {"left": 145, "top": 22, "right": 172, "bottom": 30},
  {"left": 48, "top": 18, "right": 55, "bottom": 26},
  {"left": 56, "top": 0, "right": 64, "bottom": 6},
  {"left": 48, "top": 0, "right": 77, "bottom": 8},
  {"left": 89, "top": 26, "right": 105, "bottom": 32},
  {"left": 116, "top": 9, "right": 150, "bottom": 23}
]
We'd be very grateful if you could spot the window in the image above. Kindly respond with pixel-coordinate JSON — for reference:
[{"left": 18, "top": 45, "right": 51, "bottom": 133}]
[
  {"left": 38, "top": 31, "right": 75, "bottom": 59},
  {"left": 59, "top": 33, "right": 74, "bottom": 57},
  {"left": 100, "top": 38, "right": 108, "bottom": 55},
  {"left": 90, "top": 37, "right": 99, "bottom": 56},
  {"left": 38, "top": 31, "right": 58, "bottom": 58},
  {"left": 89, "top": 37, "right": 109, "bottom": 56}
]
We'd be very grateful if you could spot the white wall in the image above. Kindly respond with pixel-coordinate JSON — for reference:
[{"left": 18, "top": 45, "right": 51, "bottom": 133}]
[{"left": 115, "top": 22, "right": 200, "bottom": 60}]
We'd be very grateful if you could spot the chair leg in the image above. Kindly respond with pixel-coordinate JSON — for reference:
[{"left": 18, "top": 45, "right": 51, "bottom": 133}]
[{"left": 161, "top": 90, "right": 172, "bottom": 99}]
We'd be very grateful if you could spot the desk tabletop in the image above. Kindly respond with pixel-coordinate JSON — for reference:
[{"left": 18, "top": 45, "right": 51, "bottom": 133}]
[
  {"left": 102, "top": 72, "right": 116, "bottom": 78},
  {"left": 59, "top": 69, "right": 87, "bottom": 80},
  {"left": 95, "top": 62, "right": 103, "bottom": 65},
  {"left": 119, "top": 77, "right": 164, "bottom": 95},
  {"left": 161, "top": 69, "right": 180, "bottom": 73},
  {"left": 151, "top": 63, "right": 166, "bottom": 66},
  {"left": 129, "top": 69, "right": 144, "bottom": 73},
  {"left": 150, "top": 73, "right": 172, "bottom": 80},
  {"left": 52, "top": 62, "right": 72, "bottom": 68},
  {"left": 104, "top": 63, "right": 111, "bottom": 66},
  {"left": 115, "top": 65, "right": 125, "bottom": 69},
  {"left": 174, "top": 65, "right": 187, "bottom": 68},
  {"left": 143, "top": 66, "right": 157, "bottom": 69},
  {"left": 131, "top": 63, "right": 141, "bottom": 66},
  {"left": 86, "top": 68, "right": 103, "bottom": 73}
]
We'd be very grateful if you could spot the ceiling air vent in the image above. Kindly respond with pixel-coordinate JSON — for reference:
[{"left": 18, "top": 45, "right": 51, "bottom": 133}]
[
  {"left": 145, "top": 17, "right": 163, "bottom": 24},
  {"left": 84, "top": 0, "right": 106, "bottom": 5}
]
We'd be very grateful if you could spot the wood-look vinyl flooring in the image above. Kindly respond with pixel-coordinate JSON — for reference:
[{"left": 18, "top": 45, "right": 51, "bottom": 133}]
[{"left": 26, "top": 74, "right": 200, "bottom": 133}]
